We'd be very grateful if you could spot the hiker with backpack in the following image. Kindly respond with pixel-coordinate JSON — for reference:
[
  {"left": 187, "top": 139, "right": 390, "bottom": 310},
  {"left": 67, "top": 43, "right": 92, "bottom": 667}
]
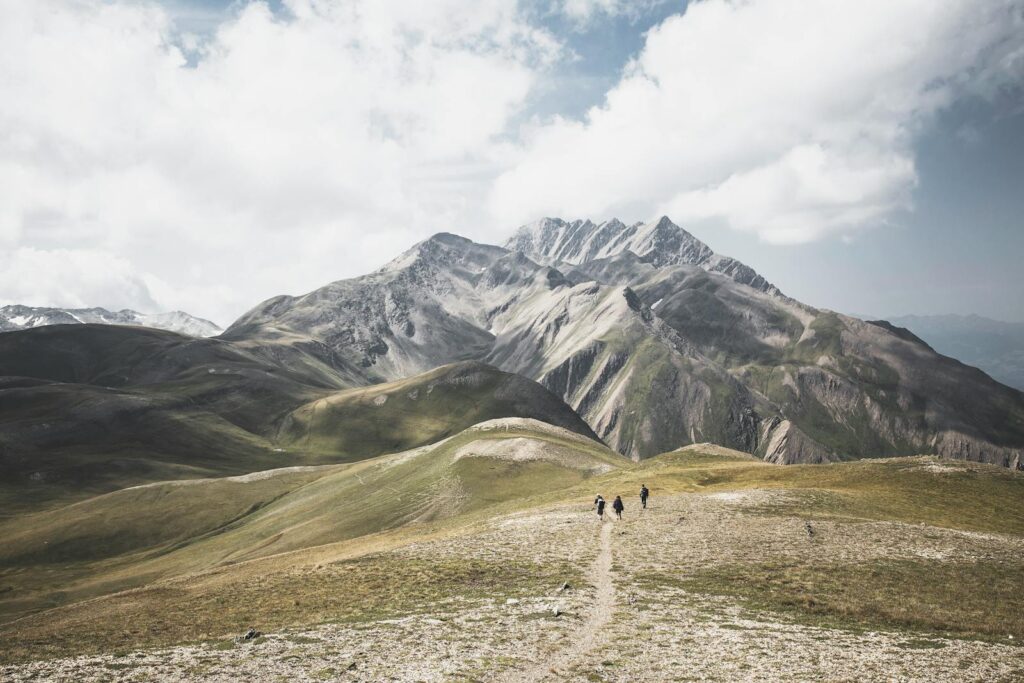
[
  {"left": 594, "top": 495, "right": 606, "bottom": 520},
  {"left": 612, "top": 495, "right": 624, "bottom": 520},
  {"left": 640, "top": 484, "right": 649, "bottom": 509}
]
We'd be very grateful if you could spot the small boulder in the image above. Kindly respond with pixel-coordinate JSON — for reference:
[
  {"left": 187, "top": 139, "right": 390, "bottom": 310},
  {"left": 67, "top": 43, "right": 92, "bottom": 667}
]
[{"left": 237, "top": 628, "right": 262, "bottom": 643}]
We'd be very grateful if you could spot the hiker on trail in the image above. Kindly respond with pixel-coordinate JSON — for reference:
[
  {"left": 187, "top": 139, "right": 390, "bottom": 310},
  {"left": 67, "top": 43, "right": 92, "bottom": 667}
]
[
  {"left": 612, "top": 495, "right": 624, "bottom": 520},
  {"left": 640, "top": 484, "right": 649, "bottom": 509},
  {"left": 594, "top": 495, "right": 606, "bottom": 520}
]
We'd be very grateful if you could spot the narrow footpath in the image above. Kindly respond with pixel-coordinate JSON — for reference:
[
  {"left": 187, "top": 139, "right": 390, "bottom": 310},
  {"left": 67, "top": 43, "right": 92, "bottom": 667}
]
[{"left": 504, "top": 520, "right": 617, "bottom": 681}]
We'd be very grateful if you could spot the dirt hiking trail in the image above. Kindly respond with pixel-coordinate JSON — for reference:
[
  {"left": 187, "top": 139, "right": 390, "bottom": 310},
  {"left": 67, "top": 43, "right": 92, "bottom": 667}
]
[{"left": 502, "top": 519, "right": 616, "bottom": 681}]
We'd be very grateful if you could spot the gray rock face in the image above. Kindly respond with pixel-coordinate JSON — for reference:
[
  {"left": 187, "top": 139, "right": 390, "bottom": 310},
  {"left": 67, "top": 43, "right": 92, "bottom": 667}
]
[
  {"left": 0, "top": 305, "right": 222, "bottom": 338},
  {"left": 506, "top": 216, "right": 781, "bottom": 296},
  {"left": 224, "top": 218, "right": 1024, "bottom": 467}
]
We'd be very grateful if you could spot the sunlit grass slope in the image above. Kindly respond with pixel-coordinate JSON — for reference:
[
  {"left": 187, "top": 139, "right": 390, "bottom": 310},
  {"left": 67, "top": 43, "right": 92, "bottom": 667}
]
[
  {"left": 276, "top": 361, "right": 601, "bottom": 461},
  {"left": 1, "top": 435, "right": 1021, "bottom": 665},
  {"left": 0, "top": 418, "right": 623, "bottom": 625}
]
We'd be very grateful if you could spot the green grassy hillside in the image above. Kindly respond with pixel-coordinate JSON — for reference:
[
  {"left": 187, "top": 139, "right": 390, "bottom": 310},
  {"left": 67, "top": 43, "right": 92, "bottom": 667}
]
[
  {"left": 2, "top": 429, "right": 1022, "bottom": 670},
  {"left": 0, "top": 326, "right": 600, "bottom": 512},
  {"left": 0, "top": 324, "right": 348, "bottom": 434},
  {"left": 0, "top": 378, "right": 288, "bottom": 513},
  {"left": 0, "top": 418, "right": 624, "bottom": 627},
  {"left": 277, "top": 361, "right": 601, "bottom": 459}
]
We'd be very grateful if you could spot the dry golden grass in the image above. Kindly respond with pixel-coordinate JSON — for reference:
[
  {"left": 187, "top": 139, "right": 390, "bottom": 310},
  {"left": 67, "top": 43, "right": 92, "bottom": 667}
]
[
  {"left": 1, "top": 552, "right": 580, "bottom": 664},
  {"left": 666, "top": 558, "right": 1024, "bottom": 643},
  {"left": 2, "top": 436, "right": 1022, "bottom": 670}
]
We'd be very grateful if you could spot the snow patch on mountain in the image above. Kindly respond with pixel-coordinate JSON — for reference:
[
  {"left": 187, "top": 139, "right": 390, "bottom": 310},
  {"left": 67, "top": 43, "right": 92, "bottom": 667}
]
[{"left": 0, "top": 305, "right": 222, "bottom": 337}]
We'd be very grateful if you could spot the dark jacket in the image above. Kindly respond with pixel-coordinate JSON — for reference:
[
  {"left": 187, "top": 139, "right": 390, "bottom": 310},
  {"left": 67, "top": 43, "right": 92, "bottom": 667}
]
[{"left": 612, "top": 498, "right": 624, "bottom": 512}]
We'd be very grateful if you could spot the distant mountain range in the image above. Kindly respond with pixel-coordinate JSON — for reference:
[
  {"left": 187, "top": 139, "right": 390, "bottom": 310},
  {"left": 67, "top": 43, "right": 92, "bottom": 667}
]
[
  {"left": 880, "top": 314, "right": 1024, "bottom": 392},
  {"left": 0, "top": 305, "right": 222, "bottom": 338}
]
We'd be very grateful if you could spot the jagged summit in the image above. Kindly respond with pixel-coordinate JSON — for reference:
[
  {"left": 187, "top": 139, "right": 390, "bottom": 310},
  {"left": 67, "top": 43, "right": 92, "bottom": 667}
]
[
  {"left": 380, "top": 232, "right": 506, "bottom": 275},
  {"left": 506, "top": 216, "right": 710, "bottom": 266},
  {"left": 506, "top": 216, "right": 780, "bottom": 295}
]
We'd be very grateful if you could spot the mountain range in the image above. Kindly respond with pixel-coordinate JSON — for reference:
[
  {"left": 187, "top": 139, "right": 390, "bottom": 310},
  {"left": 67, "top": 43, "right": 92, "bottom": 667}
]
[
  {"left": 1, "top": 216, "right": 1022, "bottom": 511},
  {"left": 224, "top": 217, "right": 1024, "bottom": 467},
  {"left": 0, "top": 305, "right": 222, "bottom": 338}
]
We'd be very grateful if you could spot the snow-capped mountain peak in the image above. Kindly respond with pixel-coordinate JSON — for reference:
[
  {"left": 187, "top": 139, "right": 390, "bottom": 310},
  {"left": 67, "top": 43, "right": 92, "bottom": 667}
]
[{"left": 0, "top": 305, "right": 222, "bottom": 337}]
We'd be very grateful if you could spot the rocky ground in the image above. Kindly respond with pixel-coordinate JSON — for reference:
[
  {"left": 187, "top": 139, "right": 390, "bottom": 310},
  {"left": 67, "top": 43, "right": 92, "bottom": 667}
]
[{"left": 4, "top": 489, "right": 1023, "bottom": 682}]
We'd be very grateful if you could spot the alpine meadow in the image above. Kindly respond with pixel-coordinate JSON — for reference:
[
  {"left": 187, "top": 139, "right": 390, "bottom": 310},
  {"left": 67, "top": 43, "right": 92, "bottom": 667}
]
[{"left": 1, "top": 1, "right": 1023, "bottom": 682}]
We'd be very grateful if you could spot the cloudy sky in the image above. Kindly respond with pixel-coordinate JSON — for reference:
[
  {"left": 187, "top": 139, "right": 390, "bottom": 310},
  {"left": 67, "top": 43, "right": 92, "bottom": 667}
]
[{"left": 1, "top": 0, "right": 1023, "bottom": 326}]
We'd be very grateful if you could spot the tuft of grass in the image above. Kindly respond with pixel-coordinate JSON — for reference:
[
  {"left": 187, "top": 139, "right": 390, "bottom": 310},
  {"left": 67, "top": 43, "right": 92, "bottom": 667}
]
[{"left": 898, "top": 639, "right": 947, "bottom": 650}]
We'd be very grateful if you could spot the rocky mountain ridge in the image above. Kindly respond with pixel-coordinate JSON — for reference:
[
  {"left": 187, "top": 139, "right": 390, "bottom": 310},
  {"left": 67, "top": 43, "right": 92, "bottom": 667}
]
[
  {"left": 225, "top": 217, "right": 1024, "bottom": 467},
  {"left": 506, "top": 216, "right": 781, "bottom": 295}
]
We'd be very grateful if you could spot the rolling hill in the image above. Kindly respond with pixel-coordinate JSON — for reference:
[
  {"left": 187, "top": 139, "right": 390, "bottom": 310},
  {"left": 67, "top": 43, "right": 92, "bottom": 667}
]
[
  {"left": 0, "top": 325, "right": 599, "bottom": 511},
  {"left": 1, "top": 428, "right": 1021, "bottom": 680},
  {"left": 0, "top": 418, "right": 625, "bottom": 624},
  {"left": 275, "top": 361, "right": 600, "bottom": 458}
]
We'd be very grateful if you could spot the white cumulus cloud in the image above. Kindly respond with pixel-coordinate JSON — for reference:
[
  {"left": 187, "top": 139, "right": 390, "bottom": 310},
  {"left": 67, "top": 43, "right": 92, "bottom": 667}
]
[
  {"left": 0, "top": 0, "right": 1021, "bottom": 324},
  {"left": 0, "top": 248, "right": 160, "bottom": 312},
  {"left": 0, "top": 0, "right": 558, "bottom": 323},
  {"left": 491, "top": 0, "right": 1024, "bottom": 244}
]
